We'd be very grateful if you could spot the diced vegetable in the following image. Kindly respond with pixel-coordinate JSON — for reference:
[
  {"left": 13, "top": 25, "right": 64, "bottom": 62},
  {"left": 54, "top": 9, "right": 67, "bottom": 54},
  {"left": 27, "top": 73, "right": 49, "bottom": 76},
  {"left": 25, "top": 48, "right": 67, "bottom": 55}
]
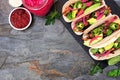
[
  {"left": 81, "top": 3, "right": 86, "bottom": 9},
  {"left": 72, "top": 10, "right": 78, "bottom": 19},
  {"left": 104, "top": 10, "right": 109, "bottom": 16},
  {"left": 87, "top": 18, "right": 97, "bottom": 25},
  {"left": 108, "top": 55, "right": 120, "bottom": 65},
  {"left": 73, "top": 2, "right": 78, "bottom": 9},
  {"left": 76, "top": 1, "right": 82, "bottom": 8},
  {"left": 76, "top": 22, "right": 84, "bottom": 30},
  {"left": 109, "top": 22, "right": 119, "bottom": 30},
  {"left": 92, "top": 25, "right": 104, "bottom": 36},
  {"left": 91, "top": 48, "right": 99, "bottom": 54},
  {"left": 114, "top": 42, "right": 119, "bottom": 48},
  {"left": 99, "top": 48, "right": 105, "bottom": 54},
  {"left": 106, "top": 29, "right": 113, "bottom": 36},
  {"left": 67, "top": 12, "right": 72, "bottom": 20}
]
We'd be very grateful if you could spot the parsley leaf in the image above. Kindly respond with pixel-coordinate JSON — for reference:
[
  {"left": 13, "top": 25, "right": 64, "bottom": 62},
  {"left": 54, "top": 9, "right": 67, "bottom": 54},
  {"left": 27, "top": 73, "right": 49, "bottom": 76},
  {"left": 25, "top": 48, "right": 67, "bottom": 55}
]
[
  {"left": 107, "top": 68, "right": 120, "bottom": 77},
  {"left": 45, "top": 9, "right": 60, "bottom": 25},
  {"left": 89, "top": 63, "right": 103, "bottom": 75}
]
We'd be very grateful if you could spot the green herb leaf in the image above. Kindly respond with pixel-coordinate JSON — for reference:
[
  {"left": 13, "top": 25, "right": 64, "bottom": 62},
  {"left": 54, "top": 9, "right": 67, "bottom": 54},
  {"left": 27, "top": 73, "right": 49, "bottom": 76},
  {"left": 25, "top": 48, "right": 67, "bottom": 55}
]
[
  {"left": 89, "top": 63, "right": 103, "bottom": 75},
  {"left": 45, "top": 9, "right": 60, "bottom": 25},
  {"left": 107, "top": 68, "right": 120, "bottom": 77}
]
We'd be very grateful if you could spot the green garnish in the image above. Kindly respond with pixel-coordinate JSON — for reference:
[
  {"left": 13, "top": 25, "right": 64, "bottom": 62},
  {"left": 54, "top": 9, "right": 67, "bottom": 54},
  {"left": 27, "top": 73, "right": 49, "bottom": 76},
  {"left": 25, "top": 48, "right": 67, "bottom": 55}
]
[
  {"left": 90, "top": 63, "right": 103, "bottom": 75},
  {"left": 106, "top": 29, "right": 113, "bottom": 36},
  {"left": 76, "top": 1, "right": 82, "bottom": 9},
  {"left": 107, "top": 68, "right": 120, "bottom": 77},
  {"left": 76, "top": 22, "right": 84, "bottom": 30},
  {"left": 109, "top": 22, "right": 119, "bottom": 30},
  {"left": 67, "top": 12, "right": 72, "bottom": 20},
  {"left": 92, "top": 25, "right": 104, "bottom": 36},
  {"left": 45, "top": 9, "right": 60, "bottom": 25},
  {"left": 104, "top": 10, "right": 109, "bottom": 16}
]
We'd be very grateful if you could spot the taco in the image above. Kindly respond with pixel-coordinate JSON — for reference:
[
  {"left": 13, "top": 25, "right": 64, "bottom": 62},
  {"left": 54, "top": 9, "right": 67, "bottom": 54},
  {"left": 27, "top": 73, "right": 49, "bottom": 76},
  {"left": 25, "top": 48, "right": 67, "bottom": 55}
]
[
  {"left": 82, "top": 15, "right": 120, "bottom": 47},
  {"left": 71, "top": 6, "right": 111, "bottom": 35},
  {"left": 62, "top": 0, "right": 106, "bottom": 22},
  {"left": 89, "top": 33, "right": 120, "bottom": 60}
]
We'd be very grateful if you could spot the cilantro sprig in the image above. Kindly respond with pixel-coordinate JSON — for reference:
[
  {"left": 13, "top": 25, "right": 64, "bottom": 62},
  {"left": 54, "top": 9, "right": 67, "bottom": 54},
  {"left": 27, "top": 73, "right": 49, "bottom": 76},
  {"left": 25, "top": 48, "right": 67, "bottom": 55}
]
[
  {"left": 107, "top": 68, "right": 120, "bottom": 77},
  {"left": 45, "top": 9, "right": 60, "bottom": 25},
  {"left": 89, "top": 63, "right": 103, "bottom": 75}
]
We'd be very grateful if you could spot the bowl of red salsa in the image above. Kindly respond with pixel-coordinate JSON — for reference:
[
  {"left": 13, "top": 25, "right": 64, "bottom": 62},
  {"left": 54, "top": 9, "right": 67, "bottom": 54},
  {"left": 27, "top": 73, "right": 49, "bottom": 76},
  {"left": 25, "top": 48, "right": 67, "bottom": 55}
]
[{"left": 9, "top": 7, "right": 32, "bottom": 30}]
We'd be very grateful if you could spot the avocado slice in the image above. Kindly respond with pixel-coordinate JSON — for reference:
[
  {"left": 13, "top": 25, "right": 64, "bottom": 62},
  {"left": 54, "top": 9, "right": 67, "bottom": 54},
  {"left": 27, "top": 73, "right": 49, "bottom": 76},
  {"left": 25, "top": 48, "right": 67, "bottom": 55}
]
[
  {"left": 84, "top": 34, "right": 103, "bottom": 46},
  {"left": 84, "top": 3, "right": 101, "bottom": 14},
  {"left": 71, "top": 2, "right": 79, "bottom": 19},
  {"left": 87, "top": 18, "right": 97, "bottom": 25},
  {"left": 99, "top": 48, "right": 105, "bottom": 54},
  {"left": 104, "top": 42, "right": 114, "bottom": 51},
  {"left": 72, "top": 10, "right": 78, "bottom": 19},
  {"left": 84, "top": 39, "right": 90, "bottom": 46}
]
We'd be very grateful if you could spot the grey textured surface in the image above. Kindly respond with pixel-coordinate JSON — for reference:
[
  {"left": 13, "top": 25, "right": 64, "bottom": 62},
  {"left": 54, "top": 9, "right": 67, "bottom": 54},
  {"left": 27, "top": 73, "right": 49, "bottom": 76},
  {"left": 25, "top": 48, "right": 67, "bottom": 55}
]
[{"left": 0, "top": 0, "right": 120, "bottom": 80}]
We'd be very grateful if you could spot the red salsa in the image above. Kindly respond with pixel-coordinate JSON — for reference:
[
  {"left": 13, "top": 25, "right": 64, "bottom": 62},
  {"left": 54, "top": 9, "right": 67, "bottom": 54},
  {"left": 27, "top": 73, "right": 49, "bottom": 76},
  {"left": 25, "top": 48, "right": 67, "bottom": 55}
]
[{"left": 10, "top": 9, "right": 30, "bottom": 29}]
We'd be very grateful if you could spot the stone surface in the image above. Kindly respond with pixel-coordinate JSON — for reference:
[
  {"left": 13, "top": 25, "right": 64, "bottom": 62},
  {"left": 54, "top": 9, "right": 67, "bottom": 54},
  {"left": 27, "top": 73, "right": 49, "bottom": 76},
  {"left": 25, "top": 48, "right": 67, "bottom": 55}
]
[{"left": 0, "top": 0, "right": 120, "bottom": 80}]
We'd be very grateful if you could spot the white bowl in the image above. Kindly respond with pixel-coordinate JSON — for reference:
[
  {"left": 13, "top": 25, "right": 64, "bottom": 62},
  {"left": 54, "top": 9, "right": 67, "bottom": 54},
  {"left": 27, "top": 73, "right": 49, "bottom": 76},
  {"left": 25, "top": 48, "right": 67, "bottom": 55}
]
[{"left": 9, "top": 7, "right": 32, "bottom": 30}]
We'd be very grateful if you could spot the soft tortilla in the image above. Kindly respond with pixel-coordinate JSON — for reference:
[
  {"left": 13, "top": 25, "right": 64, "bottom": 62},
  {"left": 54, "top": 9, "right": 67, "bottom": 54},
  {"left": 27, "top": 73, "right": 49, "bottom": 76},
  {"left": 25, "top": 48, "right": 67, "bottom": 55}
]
[
  {"left": 62, "top": 0, "right": 105, "bottom": 22},
  {"left": 71, "top": 5, "right": 111, "bottom": 35},
  {"left": 89, "top": 48, "right": 120, "bottom": 60},
  {"left": 83, "top": 15, "right": 119, "bottom": 48}
]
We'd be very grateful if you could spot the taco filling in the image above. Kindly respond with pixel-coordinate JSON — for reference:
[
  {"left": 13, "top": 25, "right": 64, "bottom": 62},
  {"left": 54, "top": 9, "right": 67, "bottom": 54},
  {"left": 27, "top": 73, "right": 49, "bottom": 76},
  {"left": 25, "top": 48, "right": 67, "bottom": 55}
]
[
  {"left": 83, "top": 16, "right": 120, "bottom": 46},
  {"left": 63, "top": 0, "right": 103, "bottom": 20},
  {"left": 72, "top": 6, "right": 111, "bottom": 32},
  {"left": 90, "top": 37, "right": 120, "bottom": 57}
]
